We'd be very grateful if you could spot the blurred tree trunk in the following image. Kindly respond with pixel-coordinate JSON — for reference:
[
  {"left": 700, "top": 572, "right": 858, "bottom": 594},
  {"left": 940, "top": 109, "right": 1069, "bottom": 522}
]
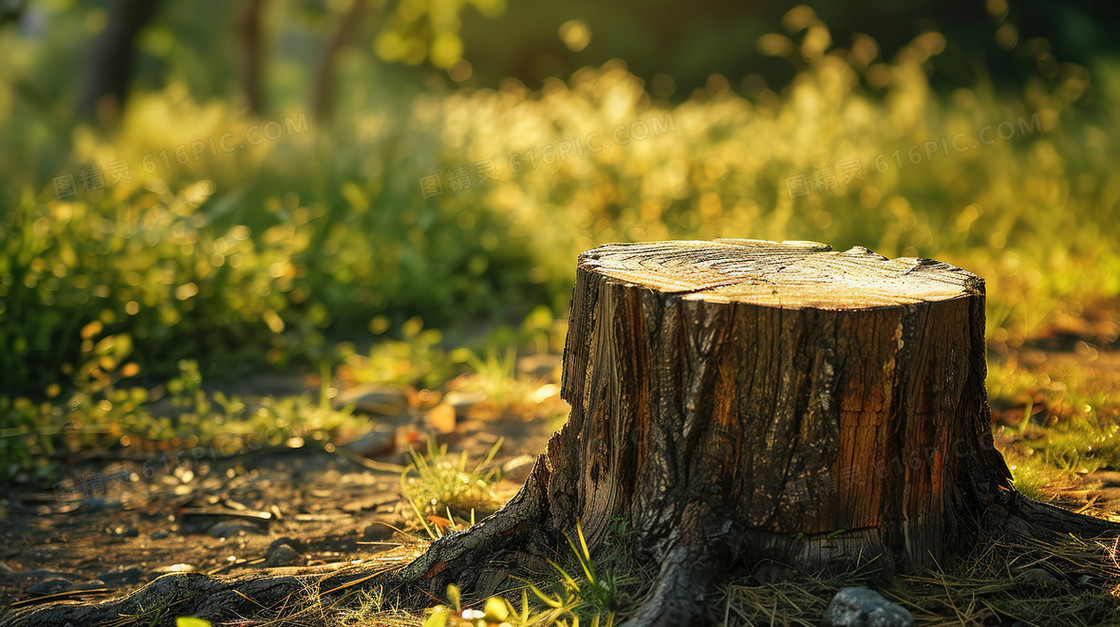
[
  {"left": 77, "top": 0, "right": 160, "bottom": 122},
  {"left": 310, "top": 0, "right": 371, "bottom": 121},
  {"left": 237, "top": 0, "right": 266, "bottom": 114}
]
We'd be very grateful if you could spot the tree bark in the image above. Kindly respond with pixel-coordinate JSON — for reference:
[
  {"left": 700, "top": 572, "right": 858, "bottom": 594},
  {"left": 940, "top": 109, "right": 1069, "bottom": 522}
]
[
  {"left": 6, "top": 240, "right": 1118, "bottom": 627},
  {"left": 237, "top": 0, "right": 267, "bottom": 115},
  {"left": 77, "top": 0, "right": 161, "bottom": 122}
]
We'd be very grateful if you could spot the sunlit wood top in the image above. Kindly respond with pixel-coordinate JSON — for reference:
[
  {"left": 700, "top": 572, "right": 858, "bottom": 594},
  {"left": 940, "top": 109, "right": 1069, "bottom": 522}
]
[{"left": 579, "top": 239, "right": 983, "bottom": 309}]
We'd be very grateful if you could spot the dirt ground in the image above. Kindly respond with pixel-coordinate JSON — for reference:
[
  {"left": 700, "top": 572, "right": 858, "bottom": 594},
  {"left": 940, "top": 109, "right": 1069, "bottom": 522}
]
[{"left": 0, "top": 381, "right": 556, "bottom": 616}]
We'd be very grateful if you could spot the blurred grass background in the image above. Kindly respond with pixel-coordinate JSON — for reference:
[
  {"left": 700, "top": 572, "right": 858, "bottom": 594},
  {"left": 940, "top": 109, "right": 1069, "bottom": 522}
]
[{"left": 1, "top": 0, "right": 1119, "bottom": 478}]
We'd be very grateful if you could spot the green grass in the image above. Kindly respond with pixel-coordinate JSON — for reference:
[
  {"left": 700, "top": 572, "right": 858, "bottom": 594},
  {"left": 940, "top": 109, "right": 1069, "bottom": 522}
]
[
  {"left": 401, "top": 437, "right": 504, "bottom": 530},
  {"left": 419, "top": 519, "right": 631, "bottom": 627},
  {"left": 4, "top": 22, "right": 1120, "bottom": 408},
  {"left": 988, "top": 351, "right": 1120, "bottom": 503}
]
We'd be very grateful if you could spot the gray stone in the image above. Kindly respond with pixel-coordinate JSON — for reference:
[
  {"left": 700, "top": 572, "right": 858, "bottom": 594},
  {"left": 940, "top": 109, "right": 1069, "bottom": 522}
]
[
  {"left": 341, "top": 426, "right": 396, "bottom": 457},
  {"left": 334, "top": 384, "right": 410, "bottom": 416},
  {"left": 206, "top": 520, "right": 267, "bottom": 538},
  {"left": 823, "top": 586, "right": 914, "bottom": 627},
  {"left": 264, "top": 539, "right": 300, "bottom": 567}
]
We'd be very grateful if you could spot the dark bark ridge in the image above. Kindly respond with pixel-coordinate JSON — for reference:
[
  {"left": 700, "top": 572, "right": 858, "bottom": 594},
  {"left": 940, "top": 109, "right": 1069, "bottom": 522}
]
[{"left": 6, "top": 240, "right": 1117, "bottom": 627}]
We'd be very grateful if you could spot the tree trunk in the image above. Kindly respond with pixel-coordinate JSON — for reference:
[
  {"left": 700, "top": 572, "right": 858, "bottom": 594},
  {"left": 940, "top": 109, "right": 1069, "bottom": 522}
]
[
  {"left": 77, "top": 0, "right": 160, "bottom": 122},
  {"left": 237, "top": 0, "right": 267, "bottom": 115},
  {"left": 7, "top": 240, "right": 1118, "bottom": 627},
  {"left": 517, "top": 239, "right": 1015, "bottom": 622},
  {"left": 408, "top": 239, "right": 1119, "bottom": 624}
]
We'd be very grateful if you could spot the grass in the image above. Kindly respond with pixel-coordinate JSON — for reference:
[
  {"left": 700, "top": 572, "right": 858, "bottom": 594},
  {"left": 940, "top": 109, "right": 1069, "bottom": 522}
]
[
  {"left": 4, "top": 19, "right": 1120, "bottom": 399},
  {"left": 988, "top": 349, "right": 1120, "bottom": 505},
  {"left": 417, "top": 519, "right": 631, "bottom": 627},
  {"left": 5, "top": 16, "right": 1120, "bottom": 481},
  {"left": 718, "top": 531, "right": 1120, "bottom": 626},
  {"left": 400, "top": 437, "right": 504, "bottom": 531}
]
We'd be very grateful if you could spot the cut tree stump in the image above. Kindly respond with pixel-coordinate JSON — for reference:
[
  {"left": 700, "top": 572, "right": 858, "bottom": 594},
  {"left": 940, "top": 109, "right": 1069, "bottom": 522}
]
[{"left": 7, "top": 240, "right": 1118, "bottom": 627}]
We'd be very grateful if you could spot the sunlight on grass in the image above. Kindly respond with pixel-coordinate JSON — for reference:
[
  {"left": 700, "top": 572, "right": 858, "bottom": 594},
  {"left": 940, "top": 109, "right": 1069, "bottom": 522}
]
[{"left": 400, "top": 437, "right": 504, "bottom": 529}]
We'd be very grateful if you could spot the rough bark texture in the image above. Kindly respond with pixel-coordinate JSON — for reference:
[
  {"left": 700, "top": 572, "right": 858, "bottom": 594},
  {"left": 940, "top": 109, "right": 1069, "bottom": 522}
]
[
  {"left": 496, "top": 239, "right": 1018, "bottom": 623},
  {"left": 7, "top": 240, "right": 1118, "bottom": 627}
]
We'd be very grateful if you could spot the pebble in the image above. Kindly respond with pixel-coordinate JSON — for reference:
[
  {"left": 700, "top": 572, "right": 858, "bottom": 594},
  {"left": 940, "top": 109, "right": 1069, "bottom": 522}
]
[
  {"left": 264, "top": 538, "right": 300, "bottom": 567},
  {"left": 341, "top": 427, "right": 396, "bottom": 458},
  {"left": 207, "top": 520, "right": 267, "bottom": 538},
  {"left": 823, "top": 586, "right": 914, "bottom": 627},
  {"left": 333, "top": 385, "right": 410, "bottom": 416}
]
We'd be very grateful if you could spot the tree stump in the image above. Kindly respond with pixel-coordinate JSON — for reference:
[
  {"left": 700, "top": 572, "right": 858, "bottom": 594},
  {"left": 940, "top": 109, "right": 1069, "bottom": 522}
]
[
  {"left": 7, "top": 240, "right": 1118, "bottom": 627},
  {"left": 405, "top": 239, "right": 1117, "bottom": 624}
]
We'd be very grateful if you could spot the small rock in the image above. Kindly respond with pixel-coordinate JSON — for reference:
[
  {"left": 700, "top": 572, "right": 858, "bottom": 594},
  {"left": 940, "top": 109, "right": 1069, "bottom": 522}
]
[
  {"left": 823, "top": 586, "right": 914, "bottom": 627},
  {"left": 150, "top": 528, "right": 171, "bottom": 540},
  {"left": 96, "top": 566, "right": 144, "bottom": 585},
  {"left": 341, "top": 427, "right": 396, "bottom": 458},
  {"left": 207, "top": 520, "right": 267, "bottom": 538},
  {"left": 27, "top": 579, "right": 105, "bottom": 595},
  {"left": 264, "top": 539, "right": 300, "bottom": 567},
  {"left": 334, "top": 384, "right": 410, "bottom": 416},
  {"left": 444, "top": 390, "right": 487, "bottom": 415}
]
